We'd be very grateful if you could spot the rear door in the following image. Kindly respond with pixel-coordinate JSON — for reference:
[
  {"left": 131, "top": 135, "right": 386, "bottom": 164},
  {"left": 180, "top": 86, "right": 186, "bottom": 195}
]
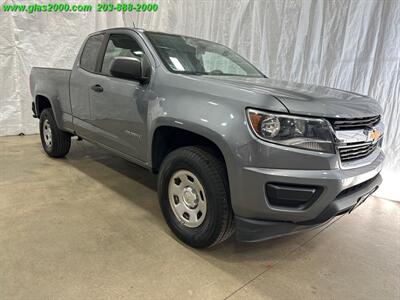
[
  {"left": 87, "top": 31, "right": 152, "bottom": 162},
  {"left": 70, "top": 33, "right": 105, "bottom": 140}
]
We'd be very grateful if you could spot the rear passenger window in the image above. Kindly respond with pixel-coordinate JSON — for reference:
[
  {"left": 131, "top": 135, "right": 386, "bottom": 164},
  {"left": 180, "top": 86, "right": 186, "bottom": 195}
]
[{"left": 80, "top": 34, "right": 104, "bottom": 72}]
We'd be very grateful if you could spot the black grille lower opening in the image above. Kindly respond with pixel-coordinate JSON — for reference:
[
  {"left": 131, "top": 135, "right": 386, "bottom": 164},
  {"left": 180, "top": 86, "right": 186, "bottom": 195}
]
[
  {"left": 266, "top": 183, "right": 322, "bottom": 209},
  {"left": 336, "top": 175, "right": 379, "bottom": 199}
]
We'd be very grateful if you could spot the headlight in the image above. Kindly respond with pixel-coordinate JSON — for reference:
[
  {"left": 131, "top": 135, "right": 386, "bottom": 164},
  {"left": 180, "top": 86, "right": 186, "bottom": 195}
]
[{"left": 247, "top": 109, "right": 335, "bottom": 153}]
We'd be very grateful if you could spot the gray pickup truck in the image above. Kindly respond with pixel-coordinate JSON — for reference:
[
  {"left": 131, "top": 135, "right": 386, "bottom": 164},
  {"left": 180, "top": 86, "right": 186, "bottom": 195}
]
[{"left": 30, "top": 28, "right": 384, "bottom": 248}]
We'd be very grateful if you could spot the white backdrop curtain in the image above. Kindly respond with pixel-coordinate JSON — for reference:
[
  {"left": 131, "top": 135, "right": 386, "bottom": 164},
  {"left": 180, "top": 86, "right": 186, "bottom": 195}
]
[{"left": 1, "top": 0, "right": 399, "bottom": 197}]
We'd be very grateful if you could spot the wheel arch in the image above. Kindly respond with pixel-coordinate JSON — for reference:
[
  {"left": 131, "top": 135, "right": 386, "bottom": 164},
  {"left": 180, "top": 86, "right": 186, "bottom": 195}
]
[
  {"left": 35, "top": 94, "right": 65, "bottom": 130},
  {"left": 35, "top": 94, "right": 52, "bottom": 116},
  {"left": 150, "top": 123, "right": 232, "bottom": 175}
]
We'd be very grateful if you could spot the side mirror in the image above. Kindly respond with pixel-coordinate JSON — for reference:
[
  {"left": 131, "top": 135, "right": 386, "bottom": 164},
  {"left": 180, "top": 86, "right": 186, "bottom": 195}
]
[{"left": 110, "top": 57, "right": 149, "bottom": 83}]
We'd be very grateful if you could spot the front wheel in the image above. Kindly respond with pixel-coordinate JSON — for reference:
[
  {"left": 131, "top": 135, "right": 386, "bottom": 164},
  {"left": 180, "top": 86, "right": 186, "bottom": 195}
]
[
  {"left": 39, "top": 108, "right": 71, "bottom": 158},
  {"left": 158, "top": 146, "right": 234, "bottom": 248}
]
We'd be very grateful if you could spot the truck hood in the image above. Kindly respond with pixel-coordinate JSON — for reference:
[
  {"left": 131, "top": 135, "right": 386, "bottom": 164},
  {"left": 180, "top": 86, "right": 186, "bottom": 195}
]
[{"left": 202, "top": 76, "right": 382, "bottom": 118}]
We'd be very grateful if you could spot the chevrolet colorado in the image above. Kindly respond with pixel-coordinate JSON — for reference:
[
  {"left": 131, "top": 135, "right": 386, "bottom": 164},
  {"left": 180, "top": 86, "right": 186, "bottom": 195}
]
[{"left": 30, "top": 28, "right": 384, "bottom": 248}]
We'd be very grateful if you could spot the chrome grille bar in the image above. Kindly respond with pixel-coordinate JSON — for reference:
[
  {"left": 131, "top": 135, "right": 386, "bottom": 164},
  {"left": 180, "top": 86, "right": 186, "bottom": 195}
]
[
  {"left": 329, "top": 115, "right": 380, "bottom": 130},
  {"left": 338, "top": 142, "right": 378, "bottom": 162}
]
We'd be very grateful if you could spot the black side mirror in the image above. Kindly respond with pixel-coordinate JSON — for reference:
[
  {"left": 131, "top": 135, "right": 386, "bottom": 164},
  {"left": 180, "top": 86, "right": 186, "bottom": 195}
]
[{"left": 110, "top": 57, "right": 149, "bottom": 83}]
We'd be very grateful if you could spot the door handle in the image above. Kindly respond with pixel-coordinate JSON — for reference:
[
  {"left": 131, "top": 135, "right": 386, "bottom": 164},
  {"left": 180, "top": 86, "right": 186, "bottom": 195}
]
[{"left": 91, "top": 84, "right": 103, "bottom": 92}]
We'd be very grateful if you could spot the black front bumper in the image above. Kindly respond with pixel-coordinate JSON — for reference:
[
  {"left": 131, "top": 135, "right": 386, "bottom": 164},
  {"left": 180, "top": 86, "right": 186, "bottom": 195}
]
[{"left": 235, "top": 174, "right": 382, "bottom": 242}]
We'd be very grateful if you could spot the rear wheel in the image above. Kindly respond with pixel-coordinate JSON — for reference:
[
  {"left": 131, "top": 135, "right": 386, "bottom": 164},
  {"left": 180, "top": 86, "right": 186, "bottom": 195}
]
[
  {"left": 158, "top": 146, "right": 234, "bottom": 248},
  {"left": 39, "top": 108, "right": 71, "bottom": 158}
]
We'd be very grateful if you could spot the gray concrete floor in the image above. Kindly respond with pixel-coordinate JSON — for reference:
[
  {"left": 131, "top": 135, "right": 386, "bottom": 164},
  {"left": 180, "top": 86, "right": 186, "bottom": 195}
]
[{"left": 0, "top": 135, "right": 399, "bottom": 300}]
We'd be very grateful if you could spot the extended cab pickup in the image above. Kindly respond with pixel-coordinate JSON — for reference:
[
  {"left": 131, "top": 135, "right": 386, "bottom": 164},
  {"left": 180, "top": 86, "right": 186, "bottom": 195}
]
[{"left": 30, "top": 28, "right": 384, "bottom": 248}]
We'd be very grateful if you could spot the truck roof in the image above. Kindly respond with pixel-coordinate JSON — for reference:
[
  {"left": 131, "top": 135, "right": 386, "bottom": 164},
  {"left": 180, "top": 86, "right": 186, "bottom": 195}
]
[
  {"left": 87, "top": 27, "right": 208, "bottom": 40},
  {"left": 86, "top": 27, "right": 220, "bottom": 45},
  {"left": 88, "top": 27, "right": 145, "bottom": 36}
]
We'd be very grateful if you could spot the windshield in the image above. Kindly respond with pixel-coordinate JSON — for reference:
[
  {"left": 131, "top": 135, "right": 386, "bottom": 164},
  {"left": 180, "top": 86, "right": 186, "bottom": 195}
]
[{"left": 145, "top": 32, "right": 264, "bottom": 77}]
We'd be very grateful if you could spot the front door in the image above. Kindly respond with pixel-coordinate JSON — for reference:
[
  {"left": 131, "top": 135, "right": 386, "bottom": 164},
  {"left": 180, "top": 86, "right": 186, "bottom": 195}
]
[{"left": 88, "top": 33, "right": 151, "bottom": 162}]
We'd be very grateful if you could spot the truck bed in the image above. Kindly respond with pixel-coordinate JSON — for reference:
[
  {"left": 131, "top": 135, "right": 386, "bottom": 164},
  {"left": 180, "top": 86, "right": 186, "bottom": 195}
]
[{"left": 30, "top": 67, "right": 73, "bottom": 131}]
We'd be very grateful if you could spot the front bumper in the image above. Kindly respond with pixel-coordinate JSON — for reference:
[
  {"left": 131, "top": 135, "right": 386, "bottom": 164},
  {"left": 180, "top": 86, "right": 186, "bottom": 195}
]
[
  {"left": 233, "top": 150, "right": 384, "bottom": 242},
  {"left": 236, "top": 173, "right": 381, "bottom": 242}
]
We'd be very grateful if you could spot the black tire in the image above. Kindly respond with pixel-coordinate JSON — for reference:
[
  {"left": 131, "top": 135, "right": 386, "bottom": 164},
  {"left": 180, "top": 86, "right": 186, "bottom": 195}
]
[
  {"left": 39, "top": 108, "right": 71, "bottom": 158},
  {"left": 158, "top": 146, "right": 234, "bottom": 248}
]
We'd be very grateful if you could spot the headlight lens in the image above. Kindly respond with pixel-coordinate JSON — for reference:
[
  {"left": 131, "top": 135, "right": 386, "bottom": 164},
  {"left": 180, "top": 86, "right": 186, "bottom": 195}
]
[{"left": 247, "top": 109, "right": 335, "bottom": 153}]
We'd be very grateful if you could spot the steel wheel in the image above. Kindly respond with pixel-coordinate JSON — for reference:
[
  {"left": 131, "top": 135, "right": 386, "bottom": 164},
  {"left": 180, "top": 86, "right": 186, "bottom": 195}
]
[
  {"left": 159, "top": 146, "right": 234, "bottom": 248},
  {"left": 39, "top": 108, "right": 71, "bottom": 158},
  {"left": 43, "top": 119, "right": 52, "bottom": 148},
  {"left": 168, "top": 170, "right": 207, "bottom": 228}
]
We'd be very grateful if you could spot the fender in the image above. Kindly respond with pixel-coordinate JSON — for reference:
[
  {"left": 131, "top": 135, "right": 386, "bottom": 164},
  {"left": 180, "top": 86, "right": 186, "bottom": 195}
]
[
  {"left": 149, "top": 117, "right": 234, "bottom": 167},
  {"left": 34, "top": 93, "right": 62, "bottom": 128}
]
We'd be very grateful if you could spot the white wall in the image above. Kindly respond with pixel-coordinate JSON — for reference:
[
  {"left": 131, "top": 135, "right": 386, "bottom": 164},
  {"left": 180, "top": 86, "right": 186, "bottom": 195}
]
[{"left": 1, "top": 0, "right": 399, "bottom": 195}]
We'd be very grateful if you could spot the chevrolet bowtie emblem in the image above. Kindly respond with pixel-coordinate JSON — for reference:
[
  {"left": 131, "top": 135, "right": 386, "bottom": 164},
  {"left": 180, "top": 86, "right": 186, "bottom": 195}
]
[{"left": 368, "top": 129, "right": 381, "bottom": 143}]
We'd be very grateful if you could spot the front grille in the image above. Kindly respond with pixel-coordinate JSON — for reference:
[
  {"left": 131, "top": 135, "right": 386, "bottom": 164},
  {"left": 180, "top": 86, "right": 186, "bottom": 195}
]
[
  {"left": 338, "top": 141, "right": 378, "bottom": 162},
  {"left": 329, "top": 115, "right": 380, "bottom": 130}
]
